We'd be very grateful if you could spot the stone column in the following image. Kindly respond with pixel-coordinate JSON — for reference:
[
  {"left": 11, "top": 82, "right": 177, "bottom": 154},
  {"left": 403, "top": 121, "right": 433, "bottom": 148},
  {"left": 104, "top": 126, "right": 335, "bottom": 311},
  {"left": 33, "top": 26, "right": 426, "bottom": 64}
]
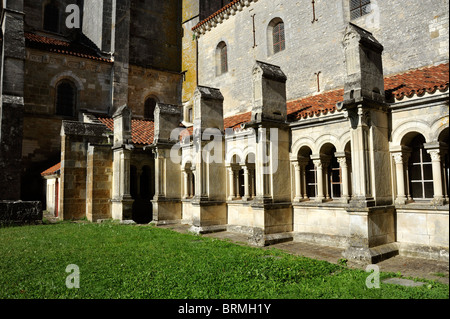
[
  {"left": 243, "top": 166, "right": 250, "bottom": 200},
  {"left": 393, "top": 152, "right": 407, "bottom": 205},
  {"left": 313, "top": 158, "right": 325, "bottom": 202},
  {"left": 337, "top": 156, "right": 350, "bottom": 202},
  {"left": 227, "top": 166, "right": 235, "bottom": 201},
  {"left": 251, "top": 169, "right": 256, "bottom": 198},
  {"left": 234, "top": 168, "right": 240, "bottom": 198},
  {"left": 427, "top": 149, "right": 444, "bottom": 205},
  {"left": 403, "top": 152, "right": 412, "bottom": 202},
  {"left": 322, "top": 159, "right": 331, "bottom": 200},
  {"left": 189, "top": 171, "right": 195, "bottom": 197},
  {"left": 182, "top": 170, "right": 189, "bottom": 199},
  {"left": 293, "top": 162, "right": 302, "bottom": 202},
  {"left": 302, "top": 163, "right": 309, "bottom": 199}
]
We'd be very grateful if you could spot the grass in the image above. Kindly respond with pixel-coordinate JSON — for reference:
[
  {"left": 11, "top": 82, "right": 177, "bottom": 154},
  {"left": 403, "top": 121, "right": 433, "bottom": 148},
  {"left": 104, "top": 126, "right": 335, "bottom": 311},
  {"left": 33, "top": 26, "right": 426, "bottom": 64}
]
[{"left": 0, "top": 222, "right": 448, "bottom": 299}]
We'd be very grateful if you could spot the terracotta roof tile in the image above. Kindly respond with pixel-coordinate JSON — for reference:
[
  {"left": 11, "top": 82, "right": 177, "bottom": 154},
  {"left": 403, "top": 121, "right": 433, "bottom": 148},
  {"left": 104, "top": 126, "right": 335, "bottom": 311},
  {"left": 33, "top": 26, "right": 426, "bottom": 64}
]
[
  {"left": 288, "top": 63, "right": 449, "bottom": 121},
  {"left": 224, "top": 112, "right": 252, "bottom": 130},
  {"left": 41, "top": 162, "right": 61, "bottom": 176},
  {"left": 192, "top": 0, "right": 242, "bottom": 31},
  {"left": 385, "top": 63, "right": 449, "bottom": 100},
  {"left": 97, "top": 118, "right": 155, "bottom": 145},
  {"left": 25, "top": 32, "right": 112, "bottom": 63}
]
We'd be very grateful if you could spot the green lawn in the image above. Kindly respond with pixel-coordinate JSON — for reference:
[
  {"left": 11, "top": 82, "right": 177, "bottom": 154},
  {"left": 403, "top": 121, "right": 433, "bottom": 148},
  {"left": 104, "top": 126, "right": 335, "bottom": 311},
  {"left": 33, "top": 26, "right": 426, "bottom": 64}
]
[{"left": 0, "top": 222, "right": 448, "bottom": 299}]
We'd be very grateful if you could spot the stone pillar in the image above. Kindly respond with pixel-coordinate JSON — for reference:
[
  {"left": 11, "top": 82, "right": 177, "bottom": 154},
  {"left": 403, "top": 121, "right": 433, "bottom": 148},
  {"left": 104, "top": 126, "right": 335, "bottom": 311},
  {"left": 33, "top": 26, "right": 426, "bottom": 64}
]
[
  {"left": 183, "top": 170, "right": 189, "bottom": 199},
  {"left": 293, "top": 162, "right": 302, "bottom": 202},
  {"left": 312, "top": 158, "right": 325, "bottom": 202},
  {"left": 149, "top": 103, "right": 183, "bottom": 225},
  {"left": 227, "top": 166, "right": 234, "bottom": 200},
  {"left": 322, "top": 159, "right": 331, "bottom": 200},
  {"left": 392, "top": 152, "right": 407, "bottom": 205},
  {"left": 336, "top": 155, "right": 350, "bottom": 202},
  {"left": 427, "top": 148, "right": 444, "bottom": 205},
  {"left": 188, "top": 86, "right": 227, "bottom": 233},
  {"left": 247, "top": 61, "right": 292, "bottom": 246},
  {"left": 339, "top": 24, "right": 398, "bottom": 263},
  {"left": 302, "top": 163, "right": 309, "bottom": 199},
  {"left": 243, "top": 166, "right": 250, "bottom": 200},
  {"left": 251, "top": 169, "right": 256, "bottom": 198},
  {"left": 111, "top": 105, "right": 134, "bottom": 221}
]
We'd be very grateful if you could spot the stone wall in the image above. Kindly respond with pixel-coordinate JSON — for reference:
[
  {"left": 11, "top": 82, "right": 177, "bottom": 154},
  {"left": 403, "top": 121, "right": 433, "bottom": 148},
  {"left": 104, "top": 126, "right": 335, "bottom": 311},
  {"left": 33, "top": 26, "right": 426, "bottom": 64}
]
[
  {"left": 60, "top": 121, "right": 112, "bottom": 220},
  {"left": 129, "top": 0, "right": 182, "bottom": 72},
  {"left": 86, "top": 144, "right": 113, "bottom": 222},
  {"left": 128, "top": 65, "right": 182, "bottom": 117},
  {"left": 0, "top": 201, "right": 42, "bottom": 225},
  {"left": 21, "top": 49, "right": 112, "bottom": 201},
  {"left": 196, "top": 0, "right": 449, "bottom": 117}
]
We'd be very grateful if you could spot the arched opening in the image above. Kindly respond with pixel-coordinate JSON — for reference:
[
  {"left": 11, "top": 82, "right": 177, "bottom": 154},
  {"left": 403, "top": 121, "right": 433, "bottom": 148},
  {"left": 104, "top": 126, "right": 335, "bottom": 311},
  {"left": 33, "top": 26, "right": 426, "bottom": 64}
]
[
  {"left": 296, "top": 146, "right": 314, "bottom": 200},
  {"left": 144, "top": 97, "right": 158, "bottom": 120},
  {"left": 43, "top": 2, "right": 60, "bottom": 33},
  {"left": 183, "top": 162, "right": 195, "bottom": 199},
  {"left": 438, "top": 128, "right": 449, "bottom": 202},
  {"left": 55, "top": 80, "right": 77, "bottom": 117},
  {"left": 319, "top": 143, "right": 340, "bottom": 201}
]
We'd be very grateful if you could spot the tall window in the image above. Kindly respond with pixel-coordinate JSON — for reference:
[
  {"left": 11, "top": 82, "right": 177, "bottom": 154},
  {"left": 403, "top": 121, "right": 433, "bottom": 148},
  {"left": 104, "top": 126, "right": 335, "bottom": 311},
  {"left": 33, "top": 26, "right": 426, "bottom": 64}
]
[
  {"left": 144, "top": 97, "right": 157, "bottom": 120},
  {"left": 408, "top": 135, "right": 434, "bottom": 200},
  {"left": 43, "top": 2, "right": 60, "bottom": 33},
  {"left": 216, "top": 42, "right": 228, "bottom": 76},
  {"left": 305, "top": 160, "right": 317, "bottom": 198},
  {"left": 350, "top": 0, "right": 371, "bottom": 20},
  {"left": 329, "top": 155, "right": 342, "bottom": 199},
  {"left": 55, "top": 80, "right": 76, "bottom": 117},
  {"left": 272, "top": 21, "right": 285, "bottom": 54}
]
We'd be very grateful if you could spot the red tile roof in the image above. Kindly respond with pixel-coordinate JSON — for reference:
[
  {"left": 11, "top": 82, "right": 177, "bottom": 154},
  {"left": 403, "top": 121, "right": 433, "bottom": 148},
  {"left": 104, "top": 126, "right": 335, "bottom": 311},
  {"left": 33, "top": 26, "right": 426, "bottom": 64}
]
[
  {"left": 192, "top": 0, "right": 241, "bottom": 31},
  {"left": 97, "top": 118, "right": 155, "bottom": 145},
  {"left": 25, "top": 32, "right": 112, "bottom": 63},
  {"left": 288, "top": 62, "right": 449, "bottom": 121},
  {"left": 41, "top": 162, "right": 61, "bottom": 177},
  {"left": 224, "top": 112, "right": 252, "bottom": 130},
  {"left": 385, "top": 62, "right": 449, "bottom": 100}
]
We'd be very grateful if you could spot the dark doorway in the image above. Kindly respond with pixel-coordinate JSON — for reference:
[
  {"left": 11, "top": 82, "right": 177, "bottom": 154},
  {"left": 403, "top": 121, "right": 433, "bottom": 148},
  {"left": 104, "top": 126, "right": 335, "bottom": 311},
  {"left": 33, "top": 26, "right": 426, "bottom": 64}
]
[{"left": 131, "top": 164, "right": 155, "bottom": 224}]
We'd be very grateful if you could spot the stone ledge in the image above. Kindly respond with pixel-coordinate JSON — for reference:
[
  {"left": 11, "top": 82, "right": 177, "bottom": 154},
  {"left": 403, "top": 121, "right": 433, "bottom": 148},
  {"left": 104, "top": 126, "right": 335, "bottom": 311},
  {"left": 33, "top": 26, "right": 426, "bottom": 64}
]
[{"left": 398, "top": 242, "right": 449, "bottom": 262}]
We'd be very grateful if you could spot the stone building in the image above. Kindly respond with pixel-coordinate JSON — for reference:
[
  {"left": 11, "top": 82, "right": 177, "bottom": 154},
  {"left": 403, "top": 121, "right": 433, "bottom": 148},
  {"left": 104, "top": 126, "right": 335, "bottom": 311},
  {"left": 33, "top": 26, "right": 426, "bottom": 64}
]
[{"left": 1, "top": 0, "right": 448, "bottom": 263}]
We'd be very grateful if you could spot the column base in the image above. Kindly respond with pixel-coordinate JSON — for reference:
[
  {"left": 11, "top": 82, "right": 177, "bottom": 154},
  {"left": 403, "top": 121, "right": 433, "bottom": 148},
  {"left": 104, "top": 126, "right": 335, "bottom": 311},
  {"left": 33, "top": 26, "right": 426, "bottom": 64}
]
[
  {"left": 342, "top": 242, "right": 399, "bottom": 264},
  {"left": 111, "top": 197, "right": 134, "bottom": 221}
]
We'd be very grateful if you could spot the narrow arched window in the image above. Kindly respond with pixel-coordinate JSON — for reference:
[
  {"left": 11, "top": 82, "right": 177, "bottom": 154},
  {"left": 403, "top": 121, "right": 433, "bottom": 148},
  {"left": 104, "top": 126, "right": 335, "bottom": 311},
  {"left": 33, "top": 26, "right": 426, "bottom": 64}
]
[
  {"left": 216, "top": 42, "right": 228, "bottom": 76},
  {"left": 272, "top": 21, "right": 285, "bottom": 54},
  {"left": 43, "top": 2, "right": 60, "bottom": 33},
  {"left": 144, "top": 97, "right": 157, "bottom": 120},
  {"left": 55, "top": 80, "right": 76, "bottom": 117}
]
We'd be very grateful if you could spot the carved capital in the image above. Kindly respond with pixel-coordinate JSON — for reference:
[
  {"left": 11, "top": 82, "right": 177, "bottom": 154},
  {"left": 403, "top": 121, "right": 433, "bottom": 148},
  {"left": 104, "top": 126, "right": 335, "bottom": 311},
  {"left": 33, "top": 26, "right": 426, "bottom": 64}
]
[
  {"left": 427, "top": 149, "right": 441, "bottom": 162},
  {"left": 392, "top": 152, "right": 403, "bottom": 164}
]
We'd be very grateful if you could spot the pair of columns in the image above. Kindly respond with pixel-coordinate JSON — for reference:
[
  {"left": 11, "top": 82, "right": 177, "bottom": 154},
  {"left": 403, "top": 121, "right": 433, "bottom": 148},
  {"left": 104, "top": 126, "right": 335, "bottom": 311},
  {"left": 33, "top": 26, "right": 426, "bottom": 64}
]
[
  {"left": 227, "top": 165, "right": 256, "bottom": 201},
  {"left": 182, "top": 169, "right": 195, "bottom": 199},
  {"left": 293, "top": 154, "right": 351, "bottom": 203},
  {"left": 392, "top": 144, "right": 448, "bottom": 205}
]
